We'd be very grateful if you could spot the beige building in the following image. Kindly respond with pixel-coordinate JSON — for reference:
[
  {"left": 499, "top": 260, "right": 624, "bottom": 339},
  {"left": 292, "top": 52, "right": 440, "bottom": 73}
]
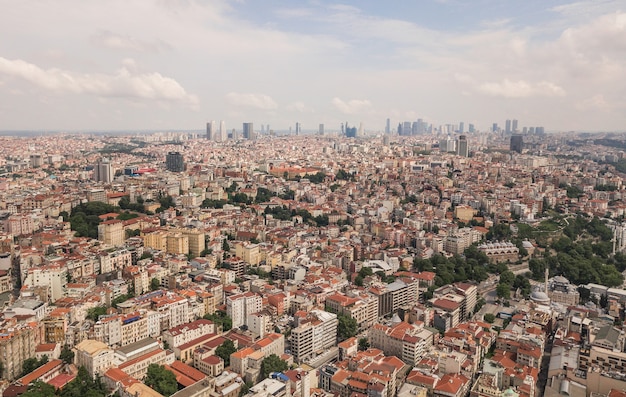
[
  {"left": 369, "top": 321, "right": 434, "bottom": 365},
  {"left": 98, "top": 219, "right": 125, "bottom": 246},
  {"left": 235, "top": 242, "right": 261, "bottom": 266},
  {"left": 167, "top": 233, "right": 189, "bottom": 255},
  {"left": 142, "top": 229, "right": 168, "bottom": 252},
  {"left": 75, "top": 339, "right": 114, "bottom": 378},
  {"left": 0, "top": 325, "right": 37, "bottom": 380},
  {"left": 326, "top": 292, "right": 378, "bottom": 332},
  {"left": 181, "top": 229, "right": 206, "bottom": 258}
]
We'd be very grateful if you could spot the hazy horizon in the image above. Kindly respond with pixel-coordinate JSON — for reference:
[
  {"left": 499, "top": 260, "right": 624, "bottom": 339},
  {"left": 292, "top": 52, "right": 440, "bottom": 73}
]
[{"left": 1, "top": 0, "right": 625, "bottom": 132}]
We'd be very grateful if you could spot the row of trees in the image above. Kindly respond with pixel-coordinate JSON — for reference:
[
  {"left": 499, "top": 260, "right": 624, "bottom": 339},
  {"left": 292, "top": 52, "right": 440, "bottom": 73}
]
[
  {"left": 203, "top": 311, "right": 233, "bottom": 332},
  {"left": 21, "top": 366, "right": 109, "bottom": 397}
]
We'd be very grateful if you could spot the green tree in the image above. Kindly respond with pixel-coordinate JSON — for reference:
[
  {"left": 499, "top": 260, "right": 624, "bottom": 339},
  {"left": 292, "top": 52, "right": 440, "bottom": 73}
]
[
  {"left": 150, "top": 278, "right": 160, "bottom": 291},
  {"left": 358, "top": 338, "right": 370, "bottom": 351},
  {"left": 484, "top": 313, "right": 496, "bottom": 323},
  {"left": 21, "top": 381, "right": 57, "bottom": 397},
  {"left": 337, "top": 315, "right": 358, "bottom": 340},
  {"left": 60, "top": 345, "right": 75, "bottom": 364},
  {"left": 144, "top": 364, "right": 178, "bottom": 397},
  {"left": 86, "top": 306, "right": 107, "bottom": 321},
  {"left": 260, "top": 354, "right": 288, "bottom": 379},
  {"left": 496, "top": 283, "right": 511, "bottom": 299},
  {"left": 222, "top": 239, "right": 230, "bottom": 252},
  {"left": 203, "top": 311, "right": 233, "bottom": 332},
  {"left": 215, "top": 339, "right": 236, "bottom": 367},
  {"left": 21, "top": 357, "right": 41, "bottom": 376},
  {"left": 499, "top": 270, "right": 515, "bottom": 285}
]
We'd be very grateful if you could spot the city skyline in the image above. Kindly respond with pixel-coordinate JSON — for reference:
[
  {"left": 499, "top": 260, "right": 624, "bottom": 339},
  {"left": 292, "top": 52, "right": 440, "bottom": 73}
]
[{"left": 0, "top": 1, "right": 625, "bottom": 132}]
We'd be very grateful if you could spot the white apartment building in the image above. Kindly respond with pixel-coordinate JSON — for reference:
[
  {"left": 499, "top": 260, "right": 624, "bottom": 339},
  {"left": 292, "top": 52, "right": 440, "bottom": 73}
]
[
  {"left": 291, "top": 310, "right": 338, "bottom": 362},
  {"left": 23, "top": 264, "right": 67, "bottom": 302},
  {"left": 227, "top": 292, "right": 262, "bottom": 329},
  {"left": 162, "top": 319, "right": 215, "bottom": 349}
]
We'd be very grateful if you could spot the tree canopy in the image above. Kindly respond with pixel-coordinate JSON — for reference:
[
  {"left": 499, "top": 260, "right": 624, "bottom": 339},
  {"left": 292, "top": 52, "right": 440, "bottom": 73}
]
[
  {"left": 203, "top": 311, "right": 233, "bottom": 332},
  {"left": 144, "top": 364, "right": 178, "bottom": 397},
  {"left": 216, "top": 339, "right": 236, "bottom": 367},
  {"left": 260, "top": 354, "right": 288, "bottom": 379},
  {"left": 337, "top": 315, "right": 358, "bottom": 340}
]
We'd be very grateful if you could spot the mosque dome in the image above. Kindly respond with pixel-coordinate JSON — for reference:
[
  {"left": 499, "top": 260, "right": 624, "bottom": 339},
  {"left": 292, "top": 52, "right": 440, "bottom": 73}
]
[{"left": 530, "top": 289, "right": 550, "bottom": 304}]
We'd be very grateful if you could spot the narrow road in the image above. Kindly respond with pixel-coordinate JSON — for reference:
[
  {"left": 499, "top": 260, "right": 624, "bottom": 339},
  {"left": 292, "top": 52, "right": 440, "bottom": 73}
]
[{"left": 537, "top": 332, "right": 554, "bottom": 397}]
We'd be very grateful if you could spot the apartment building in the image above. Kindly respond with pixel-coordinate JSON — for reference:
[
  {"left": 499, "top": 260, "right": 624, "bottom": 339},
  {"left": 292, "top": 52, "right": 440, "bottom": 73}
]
[
  {"left": 369, "top": 278, "right": 419, "bottom": 317},
  {"left": 291, "top": 310, "right": 338, "bottom": 362},
  {"left": 369, "top": 321, "right": 435, "bottom": 365},
  {"left": 98, "top": 219, "right": 125, "bottom": 246},
  {"left": 0, "top": 325, "right": 37, "bottom": 380},
  {"left": 163, "top": 319, "right": 216, "bottom": 349},
  {"left": 152, "top": 294, "right": 189, "bottom": 331},
  {"left": 226, "top": 292, "right": 262, "bottom": 329},
  {"left": 326, "top": 292, "right": 378, "bottom": 332},
  {"left": 23, "top": 264, "right": 67, "bottom": 302}
]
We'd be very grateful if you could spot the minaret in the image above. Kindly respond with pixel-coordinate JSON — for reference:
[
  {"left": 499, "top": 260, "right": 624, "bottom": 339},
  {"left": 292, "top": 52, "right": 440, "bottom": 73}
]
[{"left": 544, "top": 268, "right": 549, "bottom": 293}]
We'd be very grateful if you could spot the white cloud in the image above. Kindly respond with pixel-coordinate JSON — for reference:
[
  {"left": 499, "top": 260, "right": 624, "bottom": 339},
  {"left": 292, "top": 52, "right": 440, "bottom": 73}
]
[
  {"left": 0, "top": 57, "right": 198, "bottom": 105},
  {"left": 331, "top": 97, "right": 372, "bottom": 114},
  {"left": 90, "top": 30, "right": 171, "bottom": 52},
  {"left": 478, "top": 79, "right": 566, "bottom": 98},
  {"left": 225, "top": 92, "right": 278, "bottom": 110},
  {"left": 576, "top": 94, "right": 614, "bottom": 112},
  {"left": 286, "top": 101, "right": 314, "bottom": 113}
]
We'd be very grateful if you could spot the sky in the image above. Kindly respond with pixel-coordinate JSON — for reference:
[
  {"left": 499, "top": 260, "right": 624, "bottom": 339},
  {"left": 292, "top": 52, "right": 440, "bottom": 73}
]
[{"left": 0, "top": 0, "right": 625, "bottom": 133}]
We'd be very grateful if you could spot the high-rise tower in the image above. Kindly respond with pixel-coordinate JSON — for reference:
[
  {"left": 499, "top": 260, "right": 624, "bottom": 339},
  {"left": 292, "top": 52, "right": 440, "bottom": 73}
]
[
  {"left": 166, "top": 152, "right": 184, "bottom": 172},
  {"left": 93, "top": 158, "right": 113, "bottom": 183},
  {"left": 243, "top": 123, "right": 254, "bottom": 140},
  {"left": 219, "top": 120, "right": 226, "bottom": 141},
  {"left": 510, "top": 135, "right": 523, "bottom": 154},
  {"left": 457, "top": 135, "right": 469, "bottom": 157},
  {"left": 206, "top": 120, "right": 216, "bottom": 140}
]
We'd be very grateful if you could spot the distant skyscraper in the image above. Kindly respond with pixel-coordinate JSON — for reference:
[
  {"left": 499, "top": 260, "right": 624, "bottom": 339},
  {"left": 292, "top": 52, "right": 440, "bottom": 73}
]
[
  {"left": 206, "top": 120, "right": 216, "bottom": 140},
  {"left": 243, "top": 123, "right": 254, "bottom": 139},
  {"left": 512, "top": 119, "right": 518, "bottom": 133},
  {"left": 346, "top": 124, "right": 357, "bottom": 138},
  {"left": 411, "top": 122, "right": 419, "bottom": 135},
  {"left": 219, "top": 120, "right": 226, "bottom": 141},
  {"left": 358, "top": 122, "right": 364, "bottom": 137},
  {"left": 93, "top": 158, "right": 113, "bottom": 183},
  {"left": 385, "top": 118, "right": 390, "bottom": 134},
  {"left": 319, "top": 124, "right": 324, "bottom": 135},
  {"left": 510, "top": 135, "right": 523, "bottom": 154},
  {"left": 402, "top": 122, "right": 412, "bottom": 136},
  {"left": 397, "top": 123, "right": 402, "bottom": 135},
  {"left": 295, "top": 122, "right": 301, "bottom": 135},
  {"left": 468, "top": 124, "right": 475, "bottom": 133},
  {"left": 492, "top": 123, "right": 498, "bottom": 132},
  {"left": 457, "top": 135, "right": 469, "bottom": 157},
  {"left": 166, "top": 152, "right": 184, "bottom": 172},
  {"left": 505, "top": 119, "right": 512, "bottom": 134},
  {"left": 459, "top": 122, "right": 464, "bottom": 133}
]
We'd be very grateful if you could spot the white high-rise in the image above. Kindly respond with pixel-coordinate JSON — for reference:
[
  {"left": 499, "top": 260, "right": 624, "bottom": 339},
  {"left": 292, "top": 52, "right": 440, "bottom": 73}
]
[
  {"left": 206, "top": 120, "right": 216, "bottom": 140},
  {"left": 219, "top": 120, "right": 226, "bottom": 141}
]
